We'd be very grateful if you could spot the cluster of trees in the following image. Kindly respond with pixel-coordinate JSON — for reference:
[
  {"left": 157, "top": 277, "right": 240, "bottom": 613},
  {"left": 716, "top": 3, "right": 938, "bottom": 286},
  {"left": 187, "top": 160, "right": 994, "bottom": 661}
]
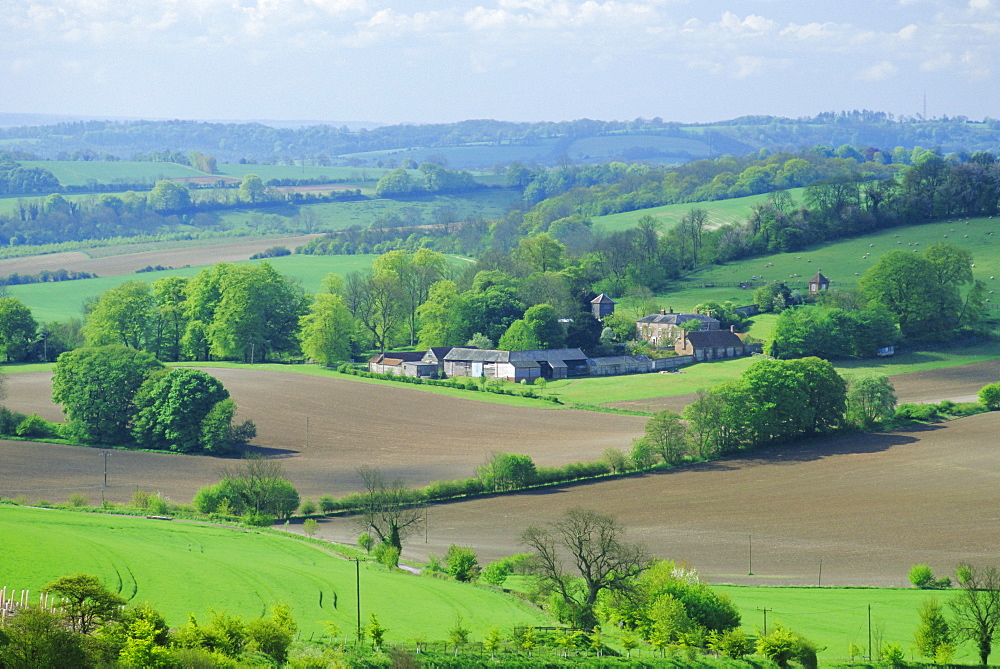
[
  {"left": 0, "top": 158, "right": 59, "bottom": 194},
  {"left": 193, "top": 458, "right": 299, "bottom": 523},
  {"left": 0, "top": 573, "right": 296, "bottom": 667},
  {"left": 374, "top": 164, "right": 481, "bottom": 197},
  {"left": 51, "top": 345, "right": 253, "bottom": 452}
]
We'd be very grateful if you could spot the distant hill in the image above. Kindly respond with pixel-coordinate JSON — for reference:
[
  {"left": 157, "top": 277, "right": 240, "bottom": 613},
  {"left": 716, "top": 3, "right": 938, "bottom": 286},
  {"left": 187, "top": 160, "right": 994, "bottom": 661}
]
[{"left": 1, "top": 111, "right": 999, "bottom": 169}]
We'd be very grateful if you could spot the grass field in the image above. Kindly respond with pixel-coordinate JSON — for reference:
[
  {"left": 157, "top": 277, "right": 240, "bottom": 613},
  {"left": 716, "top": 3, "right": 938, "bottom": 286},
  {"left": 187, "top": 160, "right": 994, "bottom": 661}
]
[
  {"left": 8, "top": 254, "right": 380, "bottom": 322},
  {"left": 214, "top": 163, "right": 389, "bottom": 183},
  {"left": 633, "top": 215, "right": 1000, "bottom": 313},
  {"left": 591, "top": 189, "right": 806, "bottom": 234},
  {"left": 19, "top": 160, "right": 206, "bottom": 186},
  {"left": 0, "top": 504, "right": 550, "bottom": 642},
  {"left": 717, "top": 585, "right": 976, "bottom": 664}
]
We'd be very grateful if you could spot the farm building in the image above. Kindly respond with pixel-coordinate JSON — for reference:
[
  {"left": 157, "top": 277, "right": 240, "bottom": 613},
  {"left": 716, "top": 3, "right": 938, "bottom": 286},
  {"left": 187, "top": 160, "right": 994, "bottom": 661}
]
[
  {"left": 590, "top": 293, "right": 616, "bottom": 320},
  {"left": 808, "top": 272, "right": 831, "bottom": 295},
  {"left": 368, "top": 351, "right": 437, "bottom": 377},
  {"left": 443, "top": 348, "right": 590, "bottom": 382},
  {"left": 674, "top": 328, "right": 748, "bottom": 361},
  {"left": 636, "top": 308, "right": 720, "bottom": 346}
]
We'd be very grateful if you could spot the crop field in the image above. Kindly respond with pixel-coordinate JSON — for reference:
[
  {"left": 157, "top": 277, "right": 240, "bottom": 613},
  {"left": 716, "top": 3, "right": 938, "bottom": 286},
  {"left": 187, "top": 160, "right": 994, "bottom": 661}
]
[
  {"left": 0, "top": 368, "right": 647, "bottom": 505},
  {"left": 307, "top": 410, "right": 1000, "bottom": 590},
  {"left": 591, "top": 189, "right": 806, "bottom": 234},
  {"left": 0, "top": 505, "right": 550, "bottom": 641},
  {"left": 18, "top": 160, "right": 205, "bottom": 185},
  {"left": 214, "top": 163, "right": 390, "bottom": 183},
  {"left": 5, "top": 253, "right": 385, "bottom": 322}
]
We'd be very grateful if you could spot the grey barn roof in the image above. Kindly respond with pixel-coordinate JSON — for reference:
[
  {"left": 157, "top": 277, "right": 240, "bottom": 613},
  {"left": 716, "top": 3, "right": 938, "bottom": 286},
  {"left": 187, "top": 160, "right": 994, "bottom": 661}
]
[
  {"left": 681, "top": 330, "right": 745, "bottom": 348},
  {"left": 444, "top": 347, "right": 588, "bottom": 363},
  {"left": 637, "top": 312, "right": 720, "bottom": 327}
]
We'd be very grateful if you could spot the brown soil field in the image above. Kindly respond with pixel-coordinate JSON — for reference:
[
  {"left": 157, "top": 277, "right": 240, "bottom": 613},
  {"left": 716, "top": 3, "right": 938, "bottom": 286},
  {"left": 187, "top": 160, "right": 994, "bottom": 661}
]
[
  {"left": 0, "top": 235, "right": 323, "bottom": 278},
  {"left": 0, "top": 369, "right": 646, "bottom": 505},
  {"left": 275, "top": 184, "right": 356, "bottom": 193},
  {"left": 605, "top": 359, "right": 1000, "bottom": 413},
  {"left": 309, "top": 412, "right": 1000, "bottom": 587}
]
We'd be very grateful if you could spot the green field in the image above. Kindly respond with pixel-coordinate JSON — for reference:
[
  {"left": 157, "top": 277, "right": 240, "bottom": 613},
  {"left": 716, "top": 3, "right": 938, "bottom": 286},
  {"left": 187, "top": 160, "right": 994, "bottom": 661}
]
[
  {"left": 0, "top": 504, "right": 550, "bottom": 641},
  {"left": 591, "top": 189, "right": 806, "bottom": 234},
  {"left": 8, "top": 254, "right": 380, "bottom": 323},
  {"left": 214, "top": 163, "right": 388, "bottom": 182},
  {"left": 19, "top": 160, "right": 206, "bottom": 186},
  {"left": 717, "top": 585, "right": 976, "bottom": 664}
]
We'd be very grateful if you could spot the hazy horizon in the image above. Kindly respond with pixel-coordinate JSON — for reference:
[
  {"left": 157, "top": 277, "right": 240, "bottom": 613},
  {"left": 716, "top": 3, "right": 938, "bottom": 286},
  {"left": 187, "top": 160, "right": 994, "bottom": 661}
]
[{"left": 3, "top": 0, "right": 998, "bottom": 126}]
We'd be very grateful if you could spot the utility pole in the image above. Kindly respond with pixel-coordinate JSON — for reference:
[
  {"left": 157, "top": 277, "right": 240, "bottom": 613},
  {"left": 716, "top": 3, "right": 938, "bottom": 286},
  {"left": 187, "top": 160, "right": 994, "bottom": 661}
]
[
  {"left": 352, "top": 558, "right": 361, "bottom": 644},
  {"left": 305, "top": 415, "right": 310, "bottom": 449},
  {"left": 818, "top": 558, "right": 823, "bottom": 587},
  {"left": 868, "top": 604, "right": 872, "bottom": 661},
  {"left": 101, "top": 452, "right": 109, "bottom": 488},
  {"left": 758, "top": 607, "right": 770, "bottom": 635},
  {"left": 747, "top": 534, "right": 753, "bottom": 576}
]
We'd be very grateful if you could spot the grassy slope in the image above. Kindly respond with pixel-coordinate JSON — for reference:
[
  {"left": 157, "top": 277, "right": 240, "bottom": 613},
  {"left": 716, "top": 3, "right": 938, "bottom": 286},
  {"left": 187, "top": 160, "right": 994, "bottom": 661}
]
[
  {"left": 0, "top": 504, "right": 550, "bottom": 641},
  {"left": 716, "top": 585, "right": 975, "bottom": 664},
  {"left": 8, "top": 255, "right": 380, "bottom": 323},
  {"left": 19, "top": 161, "right": 205, "bottom": 185},
  {"left": 591, "top": 189, "right": 806, "bottom": 234}
]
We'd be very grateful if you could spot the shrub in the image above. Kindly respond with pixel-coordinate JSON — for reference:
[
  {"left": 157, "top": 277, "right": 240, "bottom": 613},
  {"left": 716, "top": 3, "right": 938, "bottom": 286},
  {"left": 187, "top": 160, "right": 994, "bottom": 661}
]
[
  {"left": 372, "top": 542, "right": 400, "bottom": 568},
  {"left": 318, "top": 495, "right": 337, "bottom": 513},
  {"left": 445, "top": 545, "right": 479, "bottom": 582},
  {"left": 980, "top": 382, "right": 1000, "bottom": 410},
  {"left": 299, "top": 498, "right": 317, "bottom": 515},
  {"left": 0, "top": 406, "right": 28, "bottom": 436},
  {"left": 15, "top": 413, "right": 59, "bottom": 439},
  {"left": 895, "top": 403, "right": 940, "bottom": 421},
  {"left": 68, "top": 493, "right": 89, "bottom": 507},
  {"left": 909, "top": 564, "right": 951, "bottom": 589},
  {"left": 303, "top": 518, "right": 319, "bottom": 537}
]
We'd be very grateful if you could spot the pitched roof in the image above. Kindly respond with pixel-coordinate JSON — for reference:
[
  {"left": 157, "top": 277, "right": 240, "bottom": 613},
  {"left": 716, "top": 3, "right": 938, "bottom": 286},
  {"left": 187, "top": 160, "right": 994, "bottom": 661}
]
[
  {"left": 637, "top": 312, "right": 720, "bottom": 327},
  {"left": 423, "top": 346, "right": 455, "bottom": 362},
  {"left": 591, "top": 293, "right": 615, "bottom": 304},
  {"left": 443, "top": 347, "right": 588, "bottom": 364},
  {"left": 444, "top": 347, "right": 506, "bottom": 362},
  {"left": 368, "top": 351, "right": 427, "bottom": 365},
  {"left": 681, "top": 330, "right": 745, "bottom": 349},
  {"left": 810, "top": 272, "right": 829, "bottom": 284}
]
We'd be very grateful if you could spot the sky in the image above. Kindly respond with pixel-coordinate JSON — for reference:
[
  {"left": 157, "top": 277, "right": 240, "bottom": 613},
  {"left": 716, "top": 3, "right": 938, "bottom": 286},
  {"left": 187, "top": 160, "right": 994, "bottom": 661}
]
[{"left": 2, "top": 0, "right": 998, "bottom": 126}]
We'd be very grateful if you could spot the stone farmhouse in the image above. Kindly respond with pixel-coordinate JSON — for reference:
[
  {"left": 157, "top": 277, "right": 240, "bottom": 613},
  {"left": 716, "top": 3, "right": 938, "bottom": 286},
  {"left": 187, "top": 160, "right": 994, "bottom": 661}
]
[{"left": 636, "top": 308, "right": 720, "bottom": 346}]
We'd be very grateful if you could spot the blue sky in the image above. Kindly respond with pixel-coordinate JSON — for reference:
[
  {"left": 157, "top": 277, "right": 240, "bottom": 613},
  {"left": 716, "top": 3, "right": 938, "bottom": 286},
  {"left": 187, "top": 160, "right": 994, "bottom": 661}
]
[{"left": 2, "top": 0, "right": 997, "bottom": 125}]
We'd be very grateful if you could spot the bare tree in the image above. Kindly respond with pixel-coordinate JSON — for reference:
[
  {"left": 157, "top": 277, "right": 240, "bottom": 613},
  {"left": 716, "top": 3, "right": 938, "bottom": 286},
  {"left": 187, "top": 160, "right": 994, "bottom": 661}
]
[
  {"left": 950, "top": 565, "right": 1000, "bottom": 665},
  {"left": 355, "top": 466, "right": 422, "bottom": 553},
  {"left": 521, "top": 508, "right": 651, "bottom": 629}
]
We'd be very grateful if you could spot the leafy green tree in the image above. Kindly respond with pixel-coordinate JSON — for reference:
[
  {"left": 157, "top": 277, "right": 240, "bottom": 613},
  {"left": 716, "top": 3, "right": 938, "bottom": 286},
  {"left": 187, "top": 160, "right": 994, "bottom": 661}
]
[
  {"left": 238, "top": 173, "right": 268, "bottom": 203},
  {"left": 358, "top": 532, "right": 374, "bottom": 553},
  {"left": 299, "top": 287, "right": 356, "bottom": 365},
  {"left": 346, "top": 269, "right": 405, "bottom": 353},
  {"left": 521, "top": 508, "right": 650, "bottom": 629},
  {"left": 83, "top": 281, "right": 154, "bottom": 350},
  {"left": 565, "top": 312, "right": 603, "bottom": 352},
  {"left": 0, "top": 606, "right": 92, "bottom": 668},
  {"left": 915, "top": 598, "right": 954, "bottom": 661},
  {"left": 497, "top": 319, "right": 541, "bottom": 351},
  {"left": 194, "top": 458, "right": 299, "bottom": 519},
  {"left": 374, "top": 168, "right": 418, "bottom": 197},
  {"left": 756, "top": 623, "right": 817, "bottom": 669},
  {"left": 979, "top": 382, "right": 1000, "bottom": 410},
  {"left": 42, "top": 573, "right": 126, "bottom": 634},
  {"left": 478, "top": 452, "right": 536, "bottom": 491},
  {"left": 209, "top": 263, "right": 308, "bottom": 361},
  {"left": 642, "top": 409, "right": 688, "bottom": 464},
  {"left": 465, "top": 332, "right": 493, "bottom": 349},
  {"left": 417, "top": 280, "right": 466, "bottom": 348},
  {"left": 446, "top": 545, "right": 480, "bottom": 582},
  {"left": 846, "top": 374, "right": 897, "bottom": 429},
  {"left": 200, "top": 397, "right": 256, "bottom": 454},
  {"left": 516, "top": 233, "right": 565, "bottom": 273},
  {"left": 150, "top": 276, "right": 189, "bottom": 362},
  {"left": 147, "top": 180, "right": 192, "bottom": 211},
  {"left": 458, "top": 283, "right": 525, "bottom": 345},
  {"left": 52, "top": 345, "right": 163, "bottom": 444},
  {"left": 859, "top": 250, "right": 951, "bottom": 340},
  {"left": 523, "top": 303, "right": 565, "bottom": 349},
  {"left": 131, "top": 368, "right": 230, "bottom": 453},
  {"left": 374, "top": 248, "right": 447, "bottom": 345},
  {"left": 0, "top": 297, "right": 37, "bottom": 362}
]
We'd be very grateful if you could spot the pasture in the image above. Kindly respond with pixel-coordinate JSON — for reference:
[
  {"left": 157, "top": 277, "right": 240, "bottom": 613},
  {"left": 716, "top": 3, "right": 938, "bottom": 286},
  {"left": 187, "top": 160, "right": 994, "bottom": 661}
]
[
  {"left": 18, "top": 160, "right": 205, "bottom": 186},
  {"left": 717, "top": 585, "right": 976, "bottom": 664},
  {"left": 0, "top": 504, "right": 550, "bottom": 641},
  {"left": 5, "top": 253, "right": 382, "bottom": 322},
  {"left": 591, "top": 188, "right": 806, "bottom": 234},
  {"left": 636, "top": 214, "right": 1000, "bottom": 313}
]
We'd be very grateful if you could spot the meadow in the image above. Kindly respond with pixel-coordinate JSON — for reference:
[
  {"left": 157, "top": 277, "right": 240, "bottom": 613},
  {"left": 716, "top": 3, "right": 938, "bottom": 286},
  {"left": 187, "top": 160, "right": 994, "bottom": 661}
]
[
  {"left": 0, "top": 504, "right": 550, "bottom": 642},
  {"left": 717, "top": 585, "right": 975, "bottom": 664},
  {"left": 18, "top": 160, "right": 205, "bottom": 185},
  {"left": 591, "top": 188, "right": 806, "bottom": 234},
  {"left": 7, "top": 254, "right": 380, "bottom": 322}
]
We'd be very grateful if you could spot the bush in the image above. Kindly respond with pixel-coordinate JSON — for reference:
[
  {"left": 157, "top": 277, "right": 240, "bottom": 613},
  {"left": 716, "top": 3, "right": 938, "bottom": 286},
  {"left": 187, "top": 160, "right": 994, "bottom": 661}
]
[
  {"left": 980, "top": 382, "right": 1000, "bottom": 410},
  {"left": 299, "top": 498, "right": 317, "bottom": 515},
  {"left": 372, "top": 542, "right": 400, "bottom": 568},
  {"left": 909, "top": 564, "right": 951, "bottom": 589},
  {"left": 0, "top": 406, "right": 28, "bottom": 436},
  {"left": 895, "top": 403, "right": 940, "bottom": 421},
  {"left": 318, "top": 495, "right": 337, "bottom": 513},
  {"left": 445, "top": 545, "right": 479, "bottom": 582},
  {"left": 68, "top": 493, "right": 89, "bottom": 507},
  {"left": 15, "top": 413, "right": 59, "bottom": 439}
]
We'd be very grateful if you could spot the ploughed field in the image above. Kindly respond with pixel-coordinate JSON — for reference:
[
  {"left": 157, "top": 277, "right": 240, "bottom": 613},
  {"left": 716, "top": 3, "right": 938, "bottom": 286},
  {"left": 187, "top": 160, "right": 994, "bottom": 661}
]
[
  {"left": 312, "top": 411, "right": 1000, "bottom": 588},
  {"left": 0, "top": 369, "right": 646, "bottom": 504}
]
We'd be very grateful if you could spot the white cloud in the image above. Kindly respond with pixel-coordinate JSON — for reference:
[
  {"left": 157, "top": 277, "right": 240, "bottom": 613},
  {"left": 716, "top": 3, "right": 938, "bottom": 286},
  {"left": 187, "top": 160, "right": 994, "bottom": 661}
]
[
  {"left": 718, "top": 12, "right": 776, "bottom": 33},
  {"left": 898, "top": 23, "right": 918, "bottom": 39},
  {"left": 860, "top": 60, "right": 898, "bottom": 81},
  {"left": 969, "top": 0, "right": 992, "bottom": 10}
]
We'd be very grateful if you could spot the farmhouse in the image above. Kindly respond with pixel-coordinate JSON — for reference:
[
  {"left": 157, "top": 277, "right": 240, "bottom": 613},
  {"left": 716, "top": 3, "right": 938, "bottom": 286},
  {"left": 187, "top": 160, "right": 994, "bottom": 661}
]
[
  {"left": 636, "top": 308, "right": 720, "bottom": 346},
  {"left": 674, "top": 328, "right": 748, "bottom": 361},
  {"left": 368, "top": 351, "right": 438, "bottom": 377},
  {"left": 443, "top": 347, "right": 590, "bottom": 382}
]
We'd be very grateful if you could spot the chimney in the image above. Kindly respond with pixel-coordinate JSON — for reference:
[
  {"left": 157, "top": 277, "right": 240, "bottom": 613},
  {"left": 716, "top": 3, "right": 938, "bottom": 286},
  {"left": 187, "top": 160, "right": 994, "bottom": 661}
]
[
  {"left": 730, "top": 325, "right": 735, "bottom": 333},
  {"left": 660, "top": 308, "right": 665, "bottom": 315},
  {"left": 669, "top": 306, "right": 674, "bottom": 314}
]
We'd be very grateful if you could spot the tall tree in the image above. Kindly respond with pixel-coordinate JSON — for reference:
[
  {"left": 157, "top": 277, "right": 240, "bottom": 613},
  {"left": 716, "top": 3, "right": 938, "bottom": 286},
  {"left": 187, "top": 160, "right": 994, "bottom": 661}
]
[
  {"left": 354, "top": 466, "right": 423, "bottom": 554},
  {"left": 522, "top": 303, "right": 565, "bottom": 349},
  {"left": 83, "top": 280, "right": 154, "bottom": 350},
  {"left": 52, "top": 345, "right": 163, "bottom": 444},
  {"left": 521, "top": 508, "right": 650, "bottom": 629},
  {"left": 950, "top": 565, "right": 1000, "bottom": 665},
  {"left": 131, "top": 368, "right": 231, "bottom": 453},
  {"left": 859, "top": 250, "right": 948, "bottom": 340},
  {"left": 150, "top": 276, "right": 189, "bottom": 362},
  {"left": 416, "top": 280, "right": 466, "bottom": 348},
  {"left": 0, "top": 297, "right": 37, "bottom": 362},
  {"left": 298, "top": 289, "right": 356, "bottom": 365}
]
